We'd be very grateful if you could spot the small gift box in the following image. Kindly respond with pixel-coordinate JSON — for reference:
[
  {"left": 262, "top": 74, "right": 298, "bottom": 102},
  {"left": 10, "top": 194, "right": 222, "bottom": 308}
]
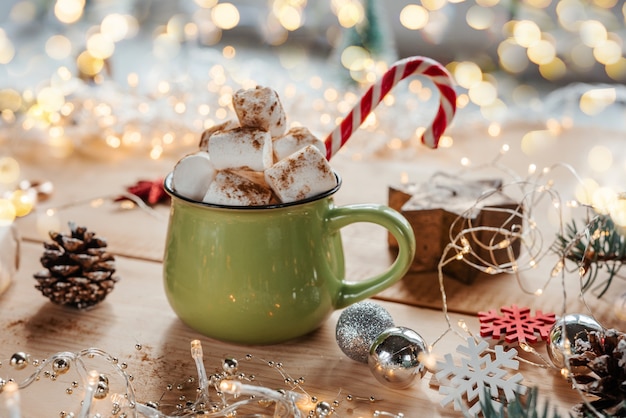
[
  {"left": 388, "top": 174, "right": 523, "bottom": 284},
  {"left": 0, "top": 223, "right": 20, "bottom": 295}
]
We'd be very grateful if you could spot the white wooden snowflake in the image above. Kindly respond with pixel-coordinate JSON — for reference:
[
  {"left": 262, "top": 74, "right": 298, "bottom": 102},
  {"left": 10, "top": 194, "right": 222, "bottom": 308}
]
[{"left": 435, "top": 337, "right": 527, "bottom": 417}]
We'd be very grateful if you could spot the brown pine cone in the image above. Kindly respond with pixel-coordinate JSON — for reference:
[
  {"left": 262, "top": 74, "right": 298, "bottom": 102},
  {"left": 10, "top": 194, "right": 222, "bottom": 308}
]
[
  {"left": 570, "top": 328, "right": 626, "bottom": 417},
  {"left": 33, "top": 222, "right": 119, "bottom": 309}
]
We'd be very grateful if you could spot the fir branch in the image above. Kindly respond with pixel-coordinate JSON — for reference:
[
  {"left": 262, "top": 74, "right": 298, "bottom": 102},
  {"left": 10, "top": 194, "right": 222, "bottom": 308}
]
[
  {"left": 552, "top": 214, "right": 626, "bottom": 298},
  {"left": 473, "top": 387, "right": 571, "bottom": 418}
]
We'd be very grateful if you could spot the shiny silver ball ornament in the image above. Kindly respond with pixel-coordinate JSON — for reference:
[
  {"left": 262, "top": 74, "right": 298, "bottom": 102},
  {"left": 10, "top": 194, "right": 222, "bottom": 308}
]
[
  {"left": 546, "top": 313, "right": 604, "bottom": 373},
  {"left": 336, "top": 301, "right": 395, "bottom": 363},
  {"left": 10, "top": 352, "right": 29, "bottom": 370},
  {"left": 222, "top": 358, "right": 238, "bottom": 374},
  {"left": 52, "top": 357, "right": 71, "bottom": 375},
  {"left": 94, "top": 374, "right": 110, "bottom": 400},
  {"left": 367, "top": 326, "right": 428, "bottom": 389}
]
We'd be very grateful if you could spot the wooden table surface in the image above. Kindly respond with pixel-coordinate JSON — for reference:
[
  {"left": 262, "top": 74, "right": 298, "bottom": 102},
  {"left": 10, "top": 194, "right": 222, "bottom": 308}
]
[{"left": 1, "top": 121, "right": 624, "bottom": 417}]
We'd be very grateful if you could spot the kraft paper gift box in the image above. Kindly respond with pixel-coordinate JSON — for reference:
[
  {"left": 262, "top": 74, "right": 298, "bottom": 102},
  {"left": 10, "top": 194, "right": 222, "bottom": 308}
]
[{"left": 388, "top": 175, "right": 523, "bottom": 284}]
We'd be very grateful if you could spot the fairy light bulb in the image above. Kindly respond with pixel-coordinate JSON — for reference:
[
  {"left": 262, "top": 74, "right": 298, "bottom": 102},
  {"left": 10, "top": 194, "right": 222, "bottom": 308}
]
[
  {"left": 0, "top": 198, "right": 16, "bottom": 225},
  {"left": 9, "top": 190, "right": 35, "bottom": 217},
  {"left": 78, "top": 370, "right": 100, "bottom": 418},
  {"left": 2, "top": 380, "right": 20, "bottom": 418},
  {"left": 0, "top": 156, "right": 20, "bottom": 186},
  {"left": 191, "top": 340, "right": 210, "bottom": 404}
]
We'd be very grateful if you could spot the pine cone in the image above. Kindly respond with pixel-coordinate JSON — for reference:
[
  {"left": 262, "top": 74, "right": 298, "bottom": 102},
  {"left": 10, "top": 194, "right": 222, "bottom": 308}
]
[
  {"left": 570, "top": 329, "right": 626, "bottom": 417},
  {"left": 33, "top": 222, "right": 119, "bottom": 309}
]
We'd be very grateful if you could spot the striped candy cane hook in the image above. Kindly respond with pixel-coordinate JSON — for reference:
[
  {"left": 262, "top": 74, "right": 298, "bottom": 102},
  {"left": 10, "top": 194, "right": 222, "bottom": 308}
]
[{"left": 324, "top": 56, "right": 457, "bottom": 160}]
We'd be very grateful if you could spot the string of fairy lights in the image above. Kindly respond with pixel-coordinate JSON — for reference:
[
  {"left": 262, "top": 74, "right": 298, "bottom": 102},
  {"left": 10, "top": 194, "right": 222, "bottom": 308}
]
[
  {"left": 1, "top": 0, "right": 626, "bottom": 416},
  {"left": 1, "top": 146, "right": 625, "bottom": 416}
]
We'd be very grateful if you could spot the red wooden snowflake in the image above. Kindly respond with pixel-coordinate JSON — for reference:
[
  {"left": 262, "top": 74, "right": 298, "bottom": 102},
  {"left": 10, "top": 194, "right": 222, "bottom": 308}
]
[
  {"left": 115, "top": 178, "right": 169, "bottom": 206},
  {"left": 478, "top": 305, "right": 555, "bottom": 344}
]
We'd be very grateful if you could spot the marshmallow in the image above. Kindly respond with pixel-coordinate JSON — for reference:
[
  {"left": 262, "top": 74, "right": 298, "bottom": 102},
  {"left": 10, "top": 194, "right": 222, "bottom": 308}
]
[
  {"left": 265, "top": 145, "right": 337, "bottom": 203},
  {"left": 198, "top": 120, "right": 239, "bottom": 151},
  {"left": 232, "top": 86, "right": 286, "bottom": 138},
  {"left": 203, "top": 170, "right": 273, "bottom": 206},
  {"left": 273, "top": 127, "right": 326, "bottom": 162},
  {"left": 172, "top": 151, "right": 216, "bottom": 201},
  {"left": 208, "top": 127, "right": 273, "bottom": 171}
]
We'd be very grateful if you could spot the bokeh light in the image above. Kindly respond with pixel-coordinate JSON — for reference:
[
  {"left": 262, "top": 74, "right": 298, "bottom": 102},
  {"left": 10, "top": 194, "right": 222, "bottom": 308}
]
[
  {"left": 86, "top": 33, "right": 115, "bottom": 59},
  {"left": 579, "top": 87, "right": 616, "bottom": 115},
  {"left": 211, "top": 3, "right": 240, "bottom": 30},
  {"left": 54, "top": 0, "right": 86, "bottom": 24},
  {"left": 45, "top": 35, "right": 72, "bottom": 60},
  {"left": 400, "top": 4, "right": 429, "bottom": 30},
  {"left": 466, "top": 6, "right": 495, "bottom": 31}
]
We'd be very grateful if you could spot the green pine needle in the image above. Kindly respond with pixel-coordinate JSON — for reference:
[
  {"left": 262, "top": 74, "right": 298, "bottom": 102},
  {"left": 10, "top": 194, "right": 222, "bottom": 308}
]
[
  {"left": 475, "top": 387, "right": 570, "bottom": 418},
  {"left": 552, "top": 214, "right": 626, "bottom": 298}
]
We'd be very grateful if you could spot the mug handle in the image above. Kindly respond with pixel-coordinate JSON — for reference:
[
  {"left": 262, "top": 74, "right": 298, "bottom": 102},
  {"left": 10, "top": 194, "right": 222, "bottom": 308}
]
[{"left": 326, "top": 204, "right": 416, "bottom": 309}]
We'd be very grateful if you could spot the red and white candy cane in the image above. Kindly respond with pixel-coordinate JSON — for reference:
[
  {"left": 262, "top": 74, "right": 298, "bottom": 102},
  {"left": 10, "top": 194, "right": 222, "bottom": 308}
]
[{"left": 324, "top": 56, "right": 457, "bottom": 160}]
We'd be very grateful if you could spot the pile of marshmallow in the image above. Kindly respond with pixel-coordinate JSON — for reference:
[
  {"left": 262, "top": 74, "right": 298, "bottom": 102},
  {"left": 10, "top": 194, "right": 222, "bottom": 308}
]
[{"left": 171, "top": 86, "right": 337, "bottom": 206}]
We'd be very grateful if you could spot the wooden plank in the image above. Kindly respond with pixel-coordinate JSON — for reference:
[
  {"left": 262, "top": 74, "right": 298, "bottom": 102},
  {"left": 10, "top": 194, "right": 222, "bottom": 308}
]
[{"left": 0, "top": 242, "right": 585, "bottom": 416}]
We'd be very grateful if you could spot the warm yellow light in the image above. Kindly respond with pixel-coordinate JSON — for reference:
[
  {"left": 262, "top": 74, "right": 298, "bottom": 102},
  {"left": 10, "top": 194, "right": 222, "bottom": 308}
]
[
  {"left": 400, "top": 4, "right": 429, "bottom": 30},
  {"left": 593, "top": 39, "right": 622, "bottom": 65},
  {"left": 579, "top": 88, "right": 616, "bottom": 115},
  {"left": 422, "top": 0, "right": 447, "bottom": 11},
  {"left": 0, "top": 89, "right": 22, "bottom": 112},
  {"left": 277, "top": 6, "right": 302, "bottom": 31},
  {"left": 76, "top": 50, "right": 104, "bottom": 76},
  {"left": 9, "top": 190, "right": 35, "bottom": 217},
  {"left": 520, "top": 130, "right": 555, "bottom": 156},
  {"left": 0, "top": 156, "right": 19, "bottom": 185},
  {"left": 538, "top": 57, "right": 566, "bottom": 80},
  {"left": 54, "top": 0, "right": 85, "bottom": 24},
  {"left": 527, "top": 39, "right": 556, "bottom": 65},
  {"left": 592, "top": 187, "right": 618, "bottom": 215},
  {"left": 194, "top": 0, "right": 218, "bottom": 7},
  {"left": 101, "top": 13, "right": 130, "bottom": 42},
  {"left": 513, "top": 20, "right": 541, "bottom": 47},
  {"left": 522, "top": 0, "right": 550, "bottom": 6},
  {"left": 466, "top": 5, "right": 495, "bottom": 30},
  {"left": 222, "top": 45, "right": 236, "bottom": 58},
  {"left": 37, "top": 87, "right": 65, "bottom": 113},
  {"left": 454, "top": 61, "right": 483, "bottom": 89},
  {"left": 336, "top": 2, "right": 364, "bottom": 28},
  {"left": 0, "top": 199, "right": 16, "bottom": 226},
  {"left": 340, "top": 46, "right": 370, "bottom": 71},
  {"left": 580, "top": 20, "right": 607, "bottom": 48},
  {"left": 606, "top": 57, "right": 626, "bottom": 81},
  {"left": 211, "top": 3, "right": 240, "bottom": 30},
  {"left": 87, "top": 33, "right": 115, "bottom": 59},
  {"left": 468, "top": 81, "right": 497, "bottom": 106}
]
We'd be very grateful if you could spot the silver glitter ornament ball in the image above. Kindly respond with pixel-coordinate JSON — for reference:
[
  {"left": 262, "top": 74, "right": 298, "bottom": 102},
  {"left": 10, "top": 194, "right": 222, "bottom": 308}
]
[
  {"left": 335, "top": 301, "right": 395, "bottom": 363},
  {"left": 546, "top": 313, "right": 604, "bottom": 373},
  {"left": 368, "top": 326, "right": 428, "bottom": 390}
]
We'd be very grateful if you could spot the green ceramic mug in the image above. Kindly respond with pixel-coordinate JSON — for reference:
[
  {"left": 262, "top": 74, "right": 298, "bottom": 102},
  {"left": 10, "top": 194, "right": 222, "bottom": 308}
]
[{"left": 162, "top": 172, "right": 416, "bottom": 345}]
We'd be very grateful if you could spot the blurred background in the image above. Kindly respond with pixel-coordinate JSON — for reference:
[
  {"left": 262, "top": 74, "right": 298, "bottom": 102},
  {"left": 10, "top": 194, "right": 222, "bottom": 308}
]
[{"left": 0, "top": 0, "right": 625, "bottom": 163}]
